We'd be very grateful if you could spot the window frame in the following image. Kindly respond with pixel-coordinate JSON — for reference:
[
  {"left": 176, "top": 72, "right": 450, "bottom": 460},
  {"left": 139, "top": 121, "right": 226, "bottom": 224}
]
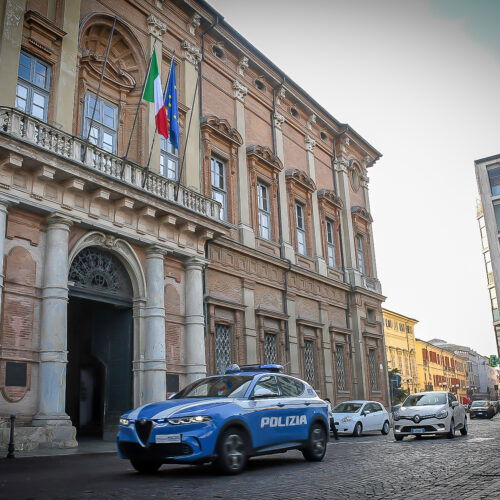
[
  {"left": 160, "top": 137, "right": 179, "bottom": 180},
  {"left": 211, "top": 156, "right": 227, "bottom": 221},
  {"left": 257, "top": 181, "right": 272, "bottom": 240},
  {"left": 295, "top": 202, "right": 307, "bottom": 255},
  {"left": 83, "top": 91, "right": 119, "bottom": 154},
  {"left": 325, "top": 218, "right": 336, "bottom": 268},
  {"left": 356, "top": 234, "right": 366, "bottom": 275}
]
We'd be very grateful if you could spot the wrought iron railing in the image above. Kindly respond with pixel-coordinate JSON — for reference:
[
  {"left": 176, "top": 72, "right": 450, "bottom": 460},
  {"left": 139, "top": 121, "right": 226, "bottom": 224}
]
[{"left": 0, "top": 107, "right": 221, "bottom": 222}]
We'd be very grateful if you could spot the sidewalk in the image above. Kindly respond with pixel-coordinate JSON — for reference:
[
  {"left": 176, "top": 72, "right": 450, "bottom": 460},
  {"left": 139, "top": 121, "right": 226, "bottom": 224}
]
[{"left": 2, "top": 438, "right": 116, "bottom": 458}]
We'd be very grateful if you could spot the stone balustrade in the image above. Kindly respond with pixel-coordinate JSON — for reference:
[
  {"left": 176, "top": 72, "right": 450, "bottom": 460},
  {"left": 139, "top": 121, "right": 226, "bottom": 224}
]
[{"left": 0, "top": 107, "right": 222, "bottom": 222}]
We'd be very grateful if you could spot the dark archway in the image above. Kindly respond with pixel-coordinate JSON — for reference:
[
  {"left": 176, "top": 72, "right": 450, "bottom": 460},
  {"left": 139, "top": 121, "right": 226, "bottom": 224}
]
[{"left": 66, "top": 247, "right": 133, "bottom": 440}]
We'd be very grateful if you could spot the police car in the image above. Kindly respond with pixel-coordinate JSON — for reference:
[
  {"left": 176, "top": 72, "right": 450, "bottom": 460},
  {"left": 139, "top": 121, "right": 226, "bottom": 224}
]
[{"left": 117, "top": 364, "right": 329, "bottom": 474}]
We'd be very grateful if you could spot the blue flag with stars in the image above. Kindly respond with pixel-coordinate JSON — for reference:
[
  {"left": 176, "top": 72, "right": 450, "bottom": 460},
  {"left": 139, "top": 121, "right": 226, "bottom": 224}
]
[{"left": 165, "top": 61, "right": 180, "bottom": 150}]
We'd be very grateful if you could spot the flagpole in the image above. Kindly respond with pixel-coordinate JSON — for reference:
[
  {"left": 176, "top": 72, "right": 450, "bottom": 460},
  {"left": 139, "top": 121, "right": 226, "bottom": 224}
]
[
  {"left": 142, "top": 51, "right": 176, "bottom": 189},
  {"left": 120, "top": 39, "right": 158, "bottom": 179}
]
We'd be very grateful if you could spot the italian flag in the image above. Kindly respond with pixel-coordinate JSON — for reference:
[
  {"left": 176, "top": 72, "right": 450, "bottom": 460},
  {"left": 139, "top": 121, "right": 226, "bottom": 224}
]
[{"left": 143, "top": 48, "right": 169, "bottom": 139}]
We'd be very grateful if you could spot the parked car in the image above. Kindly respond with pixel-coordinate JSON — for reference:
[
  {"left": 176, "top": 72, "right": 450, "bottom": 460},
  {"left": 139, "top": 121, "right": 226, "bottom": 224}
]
[
  {"left": 331, "top": 400, "right": 391, "bottom": 436},
  {"left": 393, "top": 391, "right": 467, "bottom": 440},
  {"left": 117, "top": 364, "right": 329, "bottom": 475},
  {"left": 469, "top": 400, "right": 495, "bottom": 419}
]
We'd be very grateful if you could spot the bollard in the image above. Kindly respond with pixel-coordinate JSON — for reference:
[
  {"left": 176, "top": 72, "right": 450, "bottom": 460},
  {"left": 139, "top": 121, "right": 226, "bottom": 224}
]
[{"left": 6, "top": 414, "right": 15, "bottom": 459}]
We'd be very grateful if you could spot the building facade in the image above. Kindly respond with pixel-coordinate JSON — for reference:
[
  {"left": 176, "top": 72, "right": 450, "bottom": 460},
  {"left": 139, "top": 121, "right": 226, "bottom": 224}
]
[
  {"left": 382, "top": 309, "right": 418, "bottom": 394},
  {"left": 415, "top": 339, "right": 468, "bottom": 403},
  {"left": 0, "top": 0, "right": 388, "bottom": 450},
  {"left": 475, "top": 154, "right": 500, "bottom": 356}
]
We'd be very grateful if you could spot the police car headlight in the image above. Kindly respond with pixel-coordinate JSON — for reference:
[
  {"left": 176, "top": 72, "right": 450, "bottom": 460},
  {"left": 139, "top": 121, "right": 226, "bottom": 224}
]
[
  {"left": 435, "top": 409, "right": 448, "bottom": 419},
  {"left": 119, "top": 418, "right": 131, "bottom": 426},
  {"left": 341, "top": 416, "right": 352, "bottom": 423},
  {"left": 167, "top": 415, "right": 213, "bottom": 425}
]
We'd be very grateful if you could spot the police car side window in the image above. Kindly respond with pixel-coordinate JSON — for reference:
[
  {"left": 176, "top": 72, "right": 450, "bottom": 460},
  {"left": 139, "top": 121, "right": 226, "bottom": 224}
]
[
  {"left": 252, "top": 375, "right": 280, "bottom": 397},
  {"left": 277, "top": 376, "right": 304, "bottom": 397}
]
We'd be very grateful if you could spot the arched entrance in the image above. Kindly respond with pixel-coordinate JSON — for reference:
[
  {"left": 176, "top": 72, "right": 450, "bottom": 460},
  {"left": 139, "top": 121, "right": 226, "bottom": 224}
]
[{"left": 65, "top": 246, "right": 134, "bottom": 440}]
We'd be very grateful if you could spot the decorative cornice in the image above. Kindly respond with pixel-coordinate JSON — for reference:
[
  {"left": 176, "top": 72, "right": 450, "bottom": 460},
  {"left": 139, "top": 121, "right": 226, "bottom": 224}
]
[
  {"left": 285, "top": 168, "right": 316, "bottom": 192},
  {"left": 317, "top": 189, "right": 344, "bottom": 210},
  {"left": 237, "top": 56, "right": 249, "bottom": 75},
  {"left": 201, "top": 115, "right": 243, "bottom": 146},
  {"left": 232, "top": 80, "right": 248, "bottom": 102},
  {"left": 246, "top": 145, "right": 283, "bottom": 172},
  {"left": 305, "top": 135, "right": 316, "bottom": 152},
  {"left": 181, "top": 39, "right": 202, "bottom": 65},
  {"left": 146, "top": 14, "right": 167, "bottom": 38},
  {"left": 187, "top": 13, "right": 201, "bottom": 35},
  {"left": 351, "top": 205, "right": 373, "bottom": 223},
  {"left": 273, "top": 111, "right": 285, "bottom": 130}
]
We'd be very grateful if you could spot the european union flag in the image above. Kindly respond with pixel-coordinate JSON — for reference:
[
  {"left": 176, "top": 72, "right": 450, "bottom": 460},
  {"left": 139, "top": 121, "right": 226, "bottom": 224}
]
[{"left": 165, "top": 61, "right": 180, "bottom": 150}]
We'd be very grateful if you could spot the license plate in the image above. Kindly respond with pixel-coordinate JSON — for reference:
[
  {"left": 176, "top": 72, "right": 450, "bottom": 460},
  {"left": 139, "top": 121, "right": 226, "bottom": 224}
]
[
  {"left": 411, "top": 428, "right": 425, "bottom": 434},
  {"left": 155, "top": 433, "right": 181, "bottom": 444}
]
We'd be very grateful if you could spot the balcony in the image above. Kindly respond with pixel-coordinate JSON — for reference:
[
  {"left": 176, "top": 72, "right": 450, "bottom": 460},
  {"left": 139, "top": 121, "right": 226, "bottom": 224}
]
[{"left": 0, "top": 107, "right": 221, "bottom": 222}]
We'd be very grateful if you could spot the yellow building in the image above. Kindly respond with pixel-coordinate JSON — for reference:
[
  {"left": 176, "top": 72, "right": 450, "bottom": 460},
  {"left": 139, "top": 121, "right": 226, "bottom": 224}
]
[
  {"left": 383, "top": 309, "right": 419, "bottom": 394},
  {"left": 415, "top": 339, "right": 468, "bottom": 403}
]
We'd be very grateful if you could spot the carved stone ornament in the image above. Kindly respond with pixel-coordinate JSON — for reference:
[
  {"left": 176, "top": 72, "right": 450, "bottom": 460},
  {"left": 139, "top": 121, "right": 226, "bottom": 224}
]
[
  {"left": 351, "top": 205, "right": 373, "bottom": 223},
  {"left": 304, "top": 135, "right": 316, "bottom": 152},
  {"left": 277, "top": 86, "right": 286, "bottom": 105},
  {"left": 80, "top": 51, "right": 136, "bottom": 90},
  {"left": 237, "top": 56, "right": 249, "bottom": 75},
  {"left": 285, "top": 168, "right": 317, "bottom": 192},
  {"left": 360, "top": 174, "right": 369, "bottom": 188},
  {"left": 307, "top": 114, "right": 317, "bottom": 130},
  {"left": 201, "top": 115, "right": 243, "bottom": 146},
  {"left": 317, "top": 189, "right": 344, "bottom": 210},
  {"left": 188, "top": 13, "right": 201, "bottom": 35},
  {"left": 147, "top": 14, "right": 167, "bottom": 38},
  {"left": 232, "top": 80, "right": 248, "bottom": 102},
  {"left": 246, "top": 145, "right": 283, "bottom": 172},
  {"left": 181, "top": 39, "right": 202, "bottom": 65},
  {"left": 273, "top": 111, "right": 285, "bottom": 129}
]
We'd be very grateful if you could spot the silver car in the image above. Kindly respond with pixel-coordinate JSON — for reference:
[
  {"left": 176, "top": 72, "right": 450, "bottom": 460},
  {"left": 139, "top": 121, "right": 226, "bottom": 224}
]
[{"left": 393, "top": 391, "right": 467, "bottom": 440}]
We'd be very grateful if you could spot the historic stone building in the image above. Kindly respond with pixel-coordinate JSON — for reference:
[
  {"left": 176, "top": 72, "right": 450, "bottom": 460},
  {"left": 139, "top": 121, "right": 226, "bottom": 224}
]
[{"left": 0, "top": 0, "right": 388, "bottom": 449}]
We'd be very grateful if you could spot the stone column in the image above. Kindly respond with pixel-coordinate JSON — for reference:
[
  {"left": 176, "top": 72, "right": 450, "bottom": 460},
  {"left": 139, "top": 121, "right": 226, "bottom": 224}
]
[
  {"left": 242, "top": 279, "right": 257, "bottom": 364},
  {"left": 143, "top": 246, "right": 167, "bottom": 403},
  {"left": 320, "top": 305, "right": 334, "bottom": 399},
  {"left": 273, "top": 112, "right": 296, "bottom": 261},
  {"left": 181, "top": 40, "right": 202, "bottom": 191},
  {"left": 184, "top": 257, "right": 207, "bottom": 385},
  {"left": 286, "top": 293, "right": 300, "bottom": 378},
  {"left": 233, "top": 80, "right": 255, "bottom": 248},
  {"left": 33, "top": 214, "right": 73, "bottom": 426},
  {"left": 53, "top": 0, "right": 81, "bottom": 132},
  {"left": 0, "top": 0, "right": 26, "bottom": 107},
  {"left": 0, "top": 198, "right": 10, "bottom": 318},
  {"left": 305, "top": 135, "right": 327, "bottom": 276}
]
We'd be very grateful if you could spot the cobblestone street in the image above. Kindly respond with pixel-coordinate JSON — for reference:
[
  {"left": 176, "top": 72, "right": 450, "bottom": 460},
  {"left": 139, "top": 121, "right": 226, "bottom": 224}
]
[{"left": 1, "top": 416, "right": 498, "bottom": 499}]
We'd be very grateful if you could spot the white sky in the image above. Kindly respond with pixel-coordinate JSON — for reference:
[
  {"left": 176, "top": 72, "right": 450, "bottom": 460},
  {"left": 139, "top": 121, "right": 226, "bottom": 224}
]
[{"left": 209, "top": 0, "right": 500, "bottom": 356}]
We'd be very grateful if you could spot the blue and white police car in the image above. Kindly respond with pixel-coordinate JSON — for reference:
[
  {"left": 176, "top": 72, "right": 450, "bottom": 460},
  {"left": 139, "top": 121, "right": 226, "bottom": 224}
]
[{"left": 117, "top": 364, "right": 329, "bottom": 474}]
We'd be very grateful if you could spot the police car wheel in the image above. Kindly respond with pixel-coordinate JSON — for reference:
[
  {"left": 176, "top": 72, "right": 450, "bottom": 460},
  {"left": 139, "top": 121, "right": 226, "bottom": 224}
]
[
  {"left": 130, "top": 459, "right": 162, "bottom": 474},
  {"left": 302, "top": 423, "right": 327, "bottom": 462},
  {"left": 214, "top": 428, "right": 248, "bottom": 475}
]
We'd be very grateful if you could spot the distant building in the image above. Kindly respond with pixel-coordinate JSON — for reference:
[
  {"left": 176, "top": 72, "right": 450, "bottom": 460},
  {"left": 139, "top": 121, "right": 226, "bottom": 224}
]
[
  {"left": 475, "top": 155, "right": 500, "bottom": 356},
  {"left": 415, "top": 339, "right": 468, "bottom": 403},
  {"left": 382, "top": 309, "right": 418, "bottom": 394}
]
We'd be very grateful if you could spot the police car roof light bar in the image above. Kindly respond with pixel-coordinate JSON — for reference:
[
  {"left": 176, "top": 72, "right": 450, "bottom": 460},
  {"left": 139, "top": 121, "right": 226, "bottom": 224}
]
[{"left": 225, "top": 364, "right": 284, "bottom": 374}]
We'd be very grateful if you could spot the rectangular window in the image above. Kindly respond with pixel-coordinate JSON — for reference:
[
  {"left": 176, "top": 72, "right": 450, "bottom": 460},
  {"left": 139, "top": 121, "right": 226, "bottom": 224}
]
[
  {"left": 480, "top": 218, "right": 489, "bottom": 250},
  {"left": 326, "top": 219, "right": 336, "bottom": 267},
  {"left": 215, "top": 323, "right": 232, "bottom": 374},
  {"left": 83, "top": 92, "right": 118, "bottom": 153},
  {"left": 488, "top": 165, "right": 500, "bottom": 196},
  {"left": 335, "top": 344, "right": 346, "bottom": 391},
  {"left": 211, "top": 157, "right": 227, "bottom": 220},
  {"left": 296, "top": 203, "right": 306, "bottom": 255},
  {"left": 367, "top": 308, "right": 375, "bottom": 323},
  {"left": 264, "top": 333, "right": 278, "bottom": 364},
  {"left": 16, "top": 51, "right": 51, "bottom": 121},
  {"left": 356, "top": 234, "right": 366, "bottom": 275},
  {"left": 493, "top": 202, "right": 500, "bottom": 232},
  {"left": 160, "top": 137, "right": 178, "bottom": 180},
  {"left": 368, "top": 349, "right": 379, "bottom": 391},
  {"left": 257, "top": 183, "right": 271, "bottom": 240},
  {"left": 303, "top": 340, "right": 316, "bottom": 387}
]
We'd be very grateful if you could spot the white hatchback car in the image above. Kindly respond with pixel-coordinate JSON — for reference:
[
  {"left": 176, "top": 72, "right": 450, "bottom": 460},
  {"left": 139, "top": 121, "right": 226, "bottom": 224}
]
[
  {"left": 332, "top": 400, "right": 391, "bottom": 436},
  {"left": 393, "top": 391, "right": 467, "bottom": 440}
]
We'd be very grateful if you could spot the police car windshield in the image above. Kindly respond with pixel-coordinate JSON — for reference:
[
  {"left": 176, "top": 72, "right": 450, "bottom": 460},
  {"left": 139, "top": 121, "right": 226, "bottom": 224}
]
[
  {"left": 173, "top": 376, "right": 253, "bottom": 399},
  {"left": 402, "top": 393, "right": 447, "bottom": 407},
  {"left": 471, "top": 401, "right": 488, "bottom": 407},
  {"left": 333, "top": 403, "right": 362, "bottom": 413}
]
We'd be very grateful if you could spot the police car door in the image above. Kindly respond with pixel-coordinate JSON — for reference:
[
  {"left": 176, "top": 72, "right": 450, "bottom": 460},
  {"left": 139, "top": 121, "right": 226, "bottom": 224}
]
[
  {"left": 248, "top": 374, "right": 283, "bottom": 447},
  {"left": 276, "top": 375, "right": 310, "bottom": 442}
]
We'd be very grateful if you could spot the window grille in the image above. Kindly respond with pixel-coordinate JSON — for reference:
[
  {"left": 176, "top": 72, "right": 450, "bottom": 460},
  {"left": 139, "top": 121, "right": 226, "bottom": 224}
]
[
  {"left": 258, "top": 183, "right": 271, "bottom": 239},
  {"left": 160, "top": 137, "right": 178, "bottom": 180},
  {"left": 83, "top": 92, "right": 118, "bottom": 153},
  {"left": 326, "top": 219, "right": 336, "bottom": 267},
  {"left": 303, "top": 340, "right": 315, "bottom": 387},
  {"left": 368, "top": 349, "right": 379, "bottom": 390},
  {"left": 211, "top": 158, "right": 227, "bottom": 220},
  {"left": 335, "top": 344, "right": 346, "bottom": 390},
  {"left": 215, "top": 324, "right": 231, "bottom": 374},
  {"left": 264, "top": 333, "right": 278, "bottom": 364}
]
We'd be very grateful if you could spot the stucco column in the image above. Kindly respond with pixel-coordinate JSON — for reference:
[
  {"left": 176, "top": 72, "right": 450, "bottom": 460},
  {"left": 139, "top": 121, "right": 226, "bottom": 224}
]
[
  {"left": 33, "top": 214, "right": 73, "bottom": 425},
  {"left": 53, "top": 0, "right": 80, "bottom": 132},
  {"left": 181, "top": 40, "right": 202, "bottom": 191},
  {"left": 273, "top": 112, "right": 295, "bottom": 261},
  {"left": 286, "top": 293, "right": 300, "bottom": 378},
  {"left": 320, "top": 305, "right": 333, "bottom": 399},
  {"left": 0, "top": 199, "right": 10, "bottom": 318},
  {"left": 233, "top": 80, "right": 255, "bottom": 248},
  {"left": 361, "top": 176, "right": 380, "bottom": 283},
  {"left": 242, "top": 279, "right": 257, "bottom": 364},
  {"left": 143, "top": 246, "right": 167, "bottom": 403},
  {"left": 0, "top": 0, "right": 26, "bottom": 107},
  {"left": 184, "top": 257, "right": 207, "bottom": 385}
]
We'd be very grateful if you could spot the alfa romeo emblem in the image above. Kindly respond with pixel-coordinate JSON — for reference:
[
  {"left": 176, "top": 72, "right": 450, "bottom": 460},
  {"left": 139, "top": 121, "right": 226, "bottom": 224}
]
[
  {"left": 413, "top": 415, "right": 421, "bottom": 423},
  {"left": 140, "top": 418, "right": 147, "bottom": 424}
]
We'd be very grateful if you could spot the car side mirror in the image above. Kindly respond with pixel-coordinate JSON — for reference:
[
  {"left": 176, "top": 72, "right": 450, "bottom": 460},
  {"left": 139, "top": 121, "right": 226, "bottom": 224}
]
[
  {"left": 451, "top": 401, "right": 459, "bottom": 408},
  {"left": 362, "top": 410, "right": 371, "bottom": 416},
  {"left": 251, "top": 387, "right": 276, "bottom": 399}
]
